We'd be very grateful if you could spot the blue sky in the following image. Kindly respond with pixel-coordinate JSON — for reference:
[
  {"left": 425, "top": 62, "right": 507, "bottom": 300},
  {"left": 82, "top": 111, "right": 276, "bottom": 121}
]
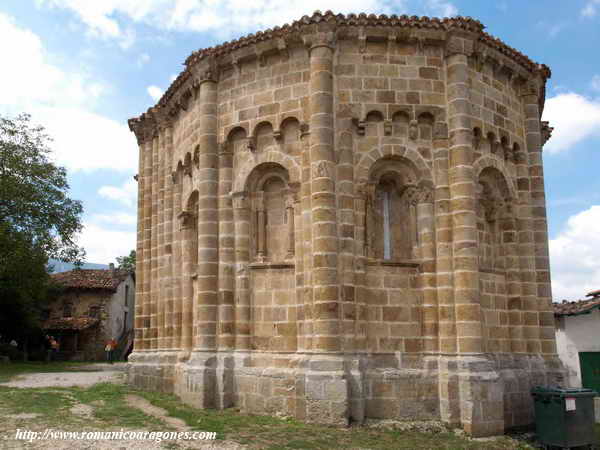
[{"left": 1, "top": 0, "right": 599, "bottom": 300}]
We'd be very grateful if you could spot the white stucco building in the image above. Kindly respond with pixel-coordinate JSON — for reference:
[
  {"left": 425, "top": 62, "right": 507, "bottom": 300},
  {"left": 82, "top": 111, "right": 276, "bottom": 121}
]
[{"left": 554, "top": 291, "right": 600, "bottom": 393}]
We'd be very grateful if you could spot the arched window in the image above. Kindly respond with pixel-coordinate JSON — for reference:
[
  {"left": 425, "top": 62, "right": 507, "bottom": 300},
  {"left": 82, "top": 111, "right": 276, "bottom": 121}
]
[
  {"left": 246, "top": 163, "right": 294, "bottom": 263},
  {"left": 367, "top": 157, "right": 419, "bottom": 261},
  {"left": 477, "top": 167, "right": 511, "bottom": 271}
]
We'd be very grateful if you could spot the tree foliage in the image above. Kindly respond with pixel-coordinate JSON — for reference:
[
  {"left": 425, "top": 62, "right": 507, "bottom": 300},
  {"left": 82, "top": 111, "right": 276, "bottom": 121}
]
[
  {"left": 0, "top": 113, "right": 85, "bottom": 341},
  {"left": 116, "top": 250, "right": 136, "bottom": 273}
]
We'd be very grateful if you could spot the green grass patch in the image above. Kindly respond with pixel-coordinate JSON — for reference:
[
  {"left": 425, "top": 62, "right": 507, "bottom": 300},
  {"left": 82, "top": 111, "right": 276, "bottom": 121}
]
[
  {"left": 70, "top": 383, "right": 165, "bottom": 430},
  {"left": 2, "top": 378, "right": 598, "bottom": 449}
]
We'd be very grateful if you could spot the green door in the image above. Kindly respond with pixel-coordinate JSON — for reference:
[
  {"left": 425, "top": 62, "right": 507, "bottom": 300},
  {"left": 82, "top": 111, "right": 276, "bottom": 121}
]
[{"left": 579, "top": 352, "right": 600, "bottom": 393}]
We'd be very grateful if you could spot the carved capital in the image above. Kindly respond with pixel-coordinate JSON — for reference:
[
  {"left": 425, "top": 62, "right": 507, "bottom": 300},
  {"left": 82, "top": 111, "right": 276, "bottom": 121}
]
[
  {"left": 304, "top": 31, "right": 336, "bottom": 53},
  {"left": 178, "top": 210, "right": 196, "bottom": 229},
  {"left": 418, "top": 186, "right": 434, "bottom": 204},
  {"left": 231, "top": 191, "right": 248, "bottom": 209}
]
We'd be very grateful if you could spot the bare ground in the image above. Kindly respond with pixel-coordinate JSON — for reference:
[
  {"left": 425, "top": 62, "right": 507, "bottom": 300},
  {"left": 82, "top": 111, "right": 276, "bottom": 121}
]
[{"left": 0, "top": 366, "right": 245, "bottom": 450}]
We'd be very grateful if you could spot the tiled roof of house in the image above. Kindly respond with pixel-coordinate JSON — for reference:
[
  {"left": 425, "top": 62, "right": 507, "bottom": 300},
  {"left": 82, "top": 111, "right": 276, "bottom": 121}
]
[
  {"left": 51, "top": 269, "right": 129, "bottom": 292},
  {"left": 553, "top": 292, "right": 600, "bottom": 317},
  {"left": 156, "top": 10, "right": 550, "bottom": 110},
  {"left": 42, "top": 317, "right": 99, "bottom": 331}
]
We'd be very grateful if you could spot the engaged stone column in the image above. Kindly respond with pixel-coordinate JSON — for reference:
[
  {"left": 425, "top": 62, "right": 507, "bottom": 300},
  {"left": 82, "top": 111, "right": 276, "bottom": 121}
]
[
  {"left": 305, "top": 32, "right": 347, "bottom": 426},
  {"left": 141, "top": 134, "right": 154, "bottom": 351},
  {"left": 308, "top": 34, "right": 340, "bottom": 354},
  {"left": 417, "top": 187, "right": 437, "bottom": 353},
  {"left": 172, "top": 169, "right": 183, "bottom": 351},
  {"left": 150, "top": 134, "right": 159, "bottom": 351},
  {"left": 192, "top": 74, "right": 219, "bottom": 352},
  {"left": 446, "top": 50, "right": 482, "bottom": 355},
  {"left": 218, "top": 143, "right": 235, "bottom": 351},
  {"left": 232, "top": 191, "right": 251, "bottom": 351},
  {"left": 157, "top": 128, "right": 166, "bottom": 350},
  {"left": 163, "top": 126, "right": 174, "bottom": 350},
  {"left": 180, "top": 209, "right": 196, "bottom": 354},
  {"left": 131, "top": 125, "right": 146, "bottom": 353},
  {"left": 445, "top": 37, "right": 503, "bottom": 437},
  {"left": 523, "top": 79, "right": 549, "bottom": 355}
]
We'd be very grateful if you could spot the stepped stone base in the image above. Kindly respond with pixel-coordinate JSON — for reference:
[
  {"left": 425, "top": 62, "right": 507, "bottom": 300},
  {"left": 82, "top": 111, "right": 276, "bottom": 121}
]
[{"left": 127, "top": 351, "right": 565, "bottom": 436}]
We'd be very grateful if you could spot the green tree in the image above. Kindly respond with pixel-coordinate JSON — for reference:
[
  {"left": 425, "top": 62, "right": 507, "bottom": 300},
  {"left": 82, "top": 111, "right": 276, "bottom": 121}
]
[
  {"left": 0, "top": 113, "right": 85, "bottom": 346},
  {"left": 116, "top": 250, "right": 136, "bottom": 273}
]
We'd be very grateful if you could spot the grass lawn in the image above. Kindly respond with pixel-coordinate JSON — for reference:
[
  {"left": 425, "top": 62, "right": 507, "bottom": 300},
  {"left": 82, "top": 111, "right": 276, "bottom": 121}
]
[{"left": 1, "top": 365, "right": 598, "bottom": 449}]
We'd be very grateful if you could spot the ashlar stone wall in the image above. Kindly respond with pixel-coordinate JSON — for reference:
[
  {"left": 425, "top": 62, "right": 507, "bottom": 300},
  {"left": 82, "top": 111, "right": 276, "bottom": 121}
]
[{"left": 127, "top": 12, "right": 565, "bottom": 436}]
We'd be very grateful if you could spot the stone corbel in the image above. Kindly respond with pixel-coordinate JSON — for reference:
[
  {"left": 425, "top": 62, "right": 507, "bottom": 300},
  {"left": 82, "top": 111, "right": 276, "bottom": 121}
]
[
  {"left": 358, "top": 27, "right": 367, "bottom": 54},
  {"left": 258, "top": 52, "right": 267, "bottom": 67},
  {"left": 409, "top": 120, "right": 418, "bottom": 140},
  {"left": 353, "top": 117, "right": 366, "bottom": 136},
  {"left": 383, "top": 120, "right": 392, "bottom": 136},
  {"left": 246, "top": 136, "right": 256, "bottom": 152},
  {"left": 277, "top": 38, "right": 290, "bottom": 60},
  {"left": 541, "top": 121, "right": 553, "bottom": 147},
  {"left": 273, "top": 128, "right": 283, "bottom": 141},
  {"left": 179, "top": 88, "right": 192, "bottom": 111}
]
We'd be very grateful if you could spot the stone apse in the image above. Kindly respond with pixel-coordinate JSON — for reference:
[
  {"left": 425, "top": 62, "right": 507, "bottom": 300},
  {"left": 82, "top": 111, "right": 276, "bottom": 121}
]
[{"left": 127, "top": 12, "right": 565, "bottom": 436}]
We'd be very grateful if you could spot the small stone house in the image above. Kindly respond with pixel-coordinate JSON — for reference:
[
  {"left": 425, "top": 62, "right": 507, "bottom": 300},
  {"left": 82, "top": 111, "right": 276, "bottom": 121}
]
[
  {"left": 42, "top": 265, "right": 135, "bottom": 361},
  {"left": 554, "top": 290, "right": 600, "bottom": 393}
]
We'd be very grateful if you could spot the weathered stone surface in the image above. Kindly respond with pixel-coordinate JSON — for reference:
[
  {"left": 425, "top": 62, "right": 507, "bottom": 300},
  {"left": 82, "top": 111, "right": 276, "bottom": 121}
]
[{"left": 127, "top": 12, "right": 565, "bottom": 437}]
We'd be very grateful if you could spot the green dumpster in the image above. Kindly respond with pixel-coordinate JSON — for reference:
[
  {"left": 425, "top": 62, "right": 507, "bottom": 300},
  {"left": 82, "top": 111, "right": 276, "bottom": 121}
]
[{"left": 531, "top": 386, "right": 597, "bottom": 448}]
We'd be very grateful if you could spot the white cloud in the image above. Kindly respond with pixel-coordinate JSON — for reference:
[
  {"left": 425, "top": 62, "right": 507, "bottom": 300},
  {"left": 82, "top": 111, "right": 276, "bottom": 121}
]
[
  {"left": 581, "top": 0, "right": 600, "bottom": 17},
  {"left": 550, "top": 205, "right": 600, "bottom": 300},
  {"left": 147, "top": 85, "right": 163, "bottom": 102},
  {"left": 591, "top": 75, "right": 600, "bottom": 92},
  {"left": 542, "top": 92, "right": 600, "bottom": 153},
  {"left": 36, "top": 0, "right": 424, "bottom": 41},
  {"left": 423, "top": 0, "right": 458, "bottom": 17},
  {"left": 0, "top": 12, "right": 137, "bottom": 173},
  {"left": 0, "top": 13, "right": 104, "bottom": 110},
  {"left": 77, "top": 221, "right": 136, "bottom": 264},
  {"left": 91, "top": 212, "right": 137, "bottom": 226},
  {"left": 99, "top": 179, "right": 138, "bottom": 207},
  {"left": 137, "top": 52, "right": 150, "bottom": 67}
]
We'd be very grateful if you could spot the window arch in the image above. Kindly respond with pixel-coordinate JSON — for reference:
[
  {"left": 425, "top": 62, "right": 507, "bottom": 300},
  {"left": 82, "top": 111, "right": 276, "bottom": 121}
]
[
  {"left": 476, "top": 167, "right": 511, "bottom": 271},
  {"left": 245, "top": 163, "right": 294, "bottom": 262},
  {"left": 367, "top": 156, "right": 420, "bottom": 261}
]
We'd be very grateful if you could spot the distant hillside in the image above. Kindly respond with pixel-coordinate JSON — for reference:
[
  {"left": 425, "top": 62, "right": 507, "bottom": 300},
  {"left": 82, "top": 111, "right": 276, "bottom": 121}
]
[{"left": 48, "top": 259, "right": 109, "bottom": 273}]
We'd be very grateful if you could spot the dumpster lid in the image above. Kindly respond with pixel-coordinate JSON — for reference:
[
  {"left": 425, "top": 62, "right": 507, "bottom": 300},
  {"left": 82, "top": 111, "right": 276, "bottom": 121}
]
[{"left": 531, "top": 385, "right": 597, "bottom": 396}]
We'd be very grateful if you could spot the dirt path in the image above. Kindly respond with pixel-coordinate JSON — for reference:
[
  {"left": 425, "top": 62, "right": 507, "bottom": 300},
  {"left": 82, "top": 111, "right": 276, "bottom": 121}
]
[
  {"left": 0, "top": 367, "right": 246, "bottom": 449},
  {"left": 0, "top": 370, "right": 125, "bottom": 388}
]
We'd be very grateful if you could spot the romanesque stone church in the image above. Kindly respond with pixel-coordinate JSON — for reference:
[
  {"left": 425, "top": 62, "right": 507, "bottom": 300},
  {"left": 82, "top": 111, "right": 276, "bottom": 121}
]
[{"left": 127, "top": 11, "right": 564, "bottom": 436}]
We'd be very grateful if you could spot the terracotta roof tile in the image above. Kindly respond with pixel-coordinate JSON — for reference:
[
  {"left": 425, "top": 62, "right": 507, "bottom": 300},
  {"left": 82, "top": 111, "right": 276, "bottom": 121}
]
[
  {"left": 553, "top": 296, "right": 600, "bottom": 317},
  {"left": 51, "top": 269, "right": 129, "bottom": 292},
  {"left": 42, "top": 317, "right": 99, "bottom": 331},
  {"left": 155, "top": 10, "right": 547, "bottom": 110}
]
